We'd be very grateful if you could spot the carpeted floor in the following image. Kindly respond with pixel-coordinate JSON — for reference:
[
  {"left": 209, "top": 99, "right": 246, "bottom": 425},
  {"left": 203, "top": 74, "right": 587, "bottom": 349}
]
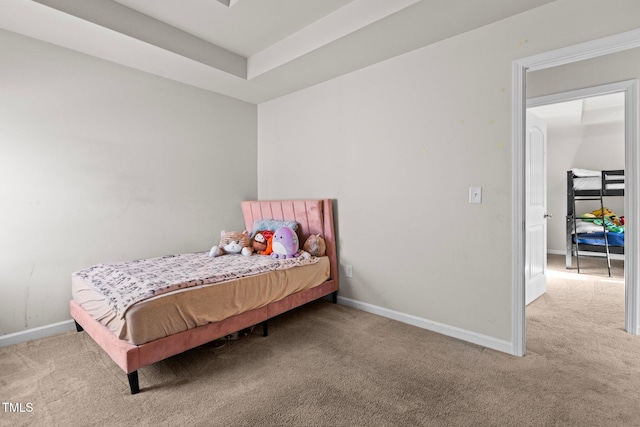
[{"left": 1, "top": 254, "right": 639, "bottom": 426}]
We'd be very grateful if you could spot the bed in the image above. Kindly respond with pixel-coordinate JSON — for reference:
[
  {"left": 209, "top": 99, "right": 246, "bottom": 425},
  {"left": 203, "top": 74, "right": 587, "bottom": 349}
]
[
  {"left": 566, "top": 169, "right": 624, "bottom": 275},
  {"left": 70, "top": 199, "right": 339, "bottom": 394}
]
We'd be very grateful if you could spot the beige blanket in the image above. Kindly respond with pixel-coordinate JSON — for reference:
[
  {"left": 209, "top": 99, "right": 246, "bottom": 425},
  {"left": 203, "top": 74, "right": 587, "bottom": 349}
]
[
  {"left": 72, "top": 257, "right": 330, "bottom": 344},
  {"left": 72, "top": 252, "right": 319, "bottom": 318}
]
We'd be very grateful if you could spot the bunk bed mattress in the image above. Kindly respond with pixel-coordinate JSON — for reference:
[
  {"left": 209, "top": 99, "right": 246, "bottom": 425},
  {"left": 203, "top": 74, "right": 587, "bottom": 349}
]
[
  {"left": 571, "top": 169, "right": 624, "bottom": 191},
  {"left": 72, "top": 256, "right": 330, "bottom": 345}
]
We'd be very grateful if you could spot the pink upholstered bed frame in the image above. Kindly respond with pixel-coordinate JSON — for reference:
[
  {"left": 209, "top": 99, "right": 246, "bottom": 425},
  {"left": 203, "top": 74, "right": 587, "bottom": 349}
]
[{"left": 69, "top": 199, "right": 339, "bottom": 394}]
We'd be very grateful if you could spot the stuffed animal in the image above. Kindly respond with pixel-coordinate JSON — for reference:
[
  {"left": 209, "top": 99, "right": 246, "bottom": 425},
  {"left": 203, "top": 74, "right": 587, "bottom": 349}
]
[
  {"left": 610, "top": 215, "right": 622, "bottom": 226},
  {"left": 209, "top": 230, "right": 253, "bottom": 257},
  {"left": 591, "top": 207, "right": 614, "bottom": 218},
  {"left": 271, "top": 227, "right": 300, "bottom": 259},
  {"left": 251, "top": 230, "right": 274, "bottom": 255},
  {"left": 303, "top": 234, "right": 326, "bottom": 257}
]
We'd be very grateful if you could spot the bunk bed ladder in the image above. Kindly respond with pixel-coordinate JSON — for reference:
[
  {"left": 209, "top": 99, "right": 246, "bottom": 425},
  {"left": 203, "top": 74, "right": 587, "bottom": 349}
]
[
  {"left": 598, "top": 186, "right": 612, "bottom": 277},
  {"left": 572, "top": 173, "right": 612, "bottom": 277},
  {"left": 572, "top": 193, "right": 581, "bottom": 273}
]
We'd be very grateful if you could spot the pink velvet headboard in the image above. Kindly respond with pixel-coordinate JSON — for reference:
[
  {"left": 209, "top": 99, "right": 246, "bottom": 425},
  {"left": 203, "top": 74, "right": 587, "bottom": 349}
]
[{"left": 241, "top": 199, "right": 338, "bottom": 286}]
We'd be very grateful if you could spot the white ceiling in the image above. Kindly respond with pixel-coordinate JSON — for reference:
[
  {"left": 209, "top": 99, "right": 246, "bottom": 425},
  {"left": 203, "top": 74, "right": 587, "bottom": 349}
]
[
  {"left": 0, "top": 0, "right": 554, "bottom": 104},
  {"left": 115, "top": 0, "right": 357, "bottom": 57},
  {"left": 529, "top": 92, "right": 625, "bottom": 128}
]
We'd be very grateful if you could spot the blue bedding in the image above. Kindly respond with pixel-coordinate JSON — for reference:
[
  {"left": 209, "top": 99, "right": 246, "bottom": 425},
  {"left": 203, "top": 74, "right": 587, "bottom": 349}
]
[{"left": 575, "top": 231, "right": 624, "bottom": 247}]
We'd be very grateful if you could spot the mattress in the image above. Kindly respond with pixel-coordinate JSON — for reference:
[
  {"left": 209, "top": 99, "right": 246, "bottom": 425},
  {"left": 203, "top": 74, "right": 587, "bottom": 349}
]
[
  {"left": 72, "top": 256, "right": 330, "bottom": 345},
  {"left": 571, "top": 169, "right": 624, "bottom": 191}
]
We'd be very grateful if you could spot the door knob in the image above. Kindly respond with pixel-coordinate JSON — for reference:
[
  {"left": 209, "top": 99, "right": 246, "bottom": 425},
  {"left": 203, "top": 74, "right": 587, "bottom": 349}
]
[{"left": 544, "top": 213, "right": 553, "bottom": 219}]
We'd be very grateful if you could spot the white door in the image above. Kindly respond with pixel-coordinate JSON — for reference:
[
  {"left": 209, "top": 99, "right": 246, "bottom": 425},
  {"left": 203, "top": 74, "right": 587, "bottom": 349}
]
[{"left": 525, "top": 112, "right": 548, "bottom": 305}]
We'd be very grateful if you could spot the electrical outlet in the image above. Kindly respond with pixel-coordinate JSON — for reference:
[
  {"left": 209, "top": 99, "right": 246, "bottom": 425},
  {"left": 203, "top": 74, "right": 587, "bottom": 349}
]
[
  {"left": 345, "top": 265, "right": 353, "bottom": 278},
  {"left": 469, "top": 186, "right": 482, "bottom": 204}
]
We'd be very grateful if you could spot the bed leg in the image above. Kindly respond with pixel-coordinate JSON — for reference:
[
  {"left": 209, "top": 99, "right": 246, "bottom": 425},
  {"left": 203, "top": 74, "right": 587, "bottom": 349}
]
[
  {"left": 74, "top": 321, "right": 84, "bottom": 332},
  {"left": 262, "top": 320, "right": 268, "bottom": 337},
  {"left": 127, "top": 371, "right": 140, "bottom": 395},
  {"left": 331, "top": 291, "right": 338, "bottom": 304}
]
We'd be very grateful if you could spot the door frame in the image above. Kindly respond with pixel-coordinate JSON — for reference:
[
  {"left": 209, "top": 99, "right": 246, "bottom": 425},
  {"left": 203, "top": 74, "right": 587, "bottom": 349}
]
[{"left": 512, "top": 28, "right": 640, "bottom": 357}]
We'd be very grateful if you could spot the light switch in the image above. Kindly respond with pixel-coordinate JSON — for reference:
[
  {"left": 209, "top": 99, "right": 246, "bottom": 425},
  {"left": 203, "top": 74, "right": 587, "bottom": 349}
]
[{"left": 469, "top": 187, "right": 482, "bottom": 204}]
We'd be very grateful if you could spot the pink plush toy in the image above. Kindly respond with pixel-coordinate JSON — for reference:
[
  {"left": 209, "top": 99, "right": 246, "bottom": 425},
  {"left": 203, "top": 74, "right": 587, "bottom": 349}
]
[{"left": 271, "top": 227, "right": 300, "bottom": 259}]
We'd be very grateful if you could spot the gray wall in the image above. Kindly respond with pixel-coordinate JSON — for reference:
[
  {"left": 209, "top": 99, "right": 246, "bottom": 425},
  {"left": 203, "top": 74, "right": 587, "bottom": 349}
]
[
  {"left": 0, "top": 30, "right": 257, "bottom": 336},
  {"left": 258, "top": 0, "right": 640, "bottom": 345}
]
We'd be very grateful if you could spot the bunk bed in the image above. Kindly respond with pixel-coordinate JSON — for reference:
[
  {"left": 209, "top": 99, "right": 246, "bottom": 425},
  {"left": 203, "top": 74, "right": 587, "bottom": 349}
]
[{"left": 566, "top": 169, "right": 625, "bottom": 276}]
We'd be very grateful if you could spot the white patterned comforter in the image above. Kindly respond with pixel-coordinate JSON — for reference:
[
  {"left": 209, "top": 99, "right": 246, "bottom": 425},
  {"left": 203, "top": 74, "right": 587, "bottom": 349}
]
[{"left": 72, "top": 252, "right": 318, "bottom": 318}]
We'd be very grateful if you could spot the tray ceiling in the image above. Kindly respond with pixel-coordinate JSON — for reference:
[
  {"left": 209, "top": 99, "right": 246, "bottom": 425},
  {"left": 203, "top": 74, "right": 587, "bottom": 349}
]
[{"left": 0, "top": 0, "right": 554, "bottom": 103}]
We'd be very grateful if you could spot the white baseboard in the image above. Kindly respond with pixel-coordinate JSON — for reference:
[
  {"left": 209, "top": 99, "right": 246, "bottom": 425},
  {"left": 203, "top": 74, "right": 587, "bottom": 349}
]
[
  {"left": 337, "top": 296, "right": 513, "bottom": 355},
  {"left": 547, "top": 248, "right": 624, "bottom": 260},
  {"left": 2, "top": 300, "right": 516, "bottom": 355},
  {"left": 547, "top": 249, "right": 565, "bottom": 256},
  {"left": 0, "top": 319, "right": 76, "bottom": 348}
]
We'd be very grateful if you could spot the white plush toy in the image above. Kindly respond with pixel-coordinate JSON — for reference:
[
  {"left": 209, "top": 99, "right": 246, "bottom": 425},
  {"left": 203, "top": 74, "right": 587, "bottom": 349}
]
[{"left": 209, "top": 230, "right": 253, "bottom": 257}]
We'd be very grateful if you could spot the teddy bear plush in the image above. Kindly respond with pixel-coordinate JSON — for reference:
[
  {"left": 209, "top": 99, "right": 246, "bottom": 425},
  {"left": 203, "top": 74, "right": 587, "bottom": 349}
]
[
  {"left": 251, "top": 230, "right": 274, "bottom": 255},
  {"left": 209, "top": 230, "right": 253, "bottom": 257},
  {"left": 271, "top": 227, "right": 300, "bottom": 259},
  {"left": 303, "top": 234, "right": 326, "bottom": 257}
]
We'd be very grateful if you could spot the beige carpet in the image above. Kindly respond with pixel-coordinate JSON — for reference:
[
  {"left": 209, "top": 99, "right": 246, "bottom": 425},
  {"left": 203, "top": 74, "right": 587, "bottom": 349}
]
[{"left": 2, "top": 256, "right": 639, "bottom": 426}]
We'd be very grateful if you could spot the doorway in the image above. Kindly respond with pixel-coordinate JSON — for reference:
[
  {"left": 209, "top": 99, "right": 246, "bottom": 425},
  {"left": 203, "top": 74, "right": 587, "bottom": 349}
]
[
  {"left": 511, "top": 29, "right": 640, "bottom": 357},
  {"left": 526, "top": 89, "right": 626, "bottom": 318},
  {"left": 529, "top": 89, "right": 626, "bottom": 269}
]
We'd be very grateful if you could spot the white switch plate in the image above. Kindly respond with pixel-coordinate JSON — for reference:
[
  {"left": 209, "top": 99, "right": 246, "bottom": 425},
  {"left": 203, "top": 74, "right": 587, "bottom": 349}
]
[
  {"left": 345, "top": 265, "right": 353, "bottom": 278},
  {"left": 469, "top": 187, "right": 482, "bottom": 204}
]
